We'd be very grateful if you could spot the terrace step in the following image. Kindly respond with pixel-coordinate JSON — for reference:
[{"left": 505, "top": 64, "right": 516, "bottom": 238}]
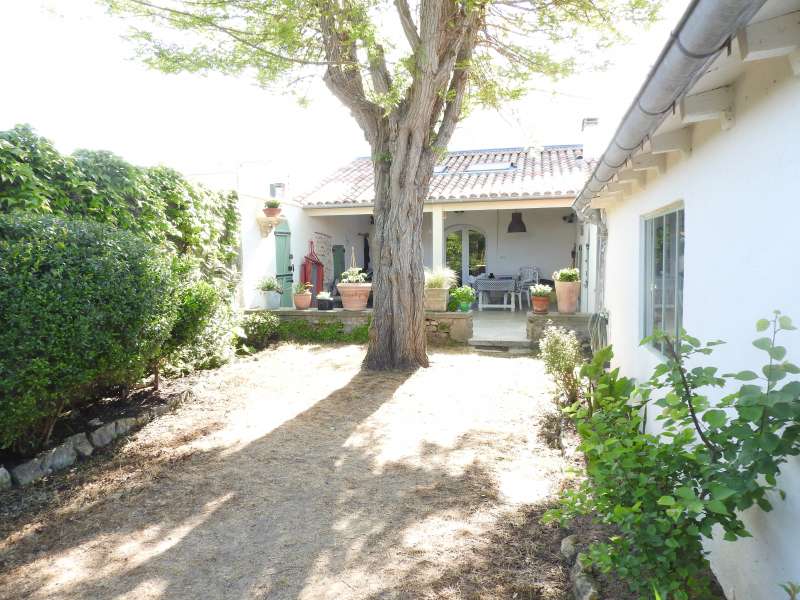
[{"left": 468, "top": 337, "right": 533, "bottom": 353}]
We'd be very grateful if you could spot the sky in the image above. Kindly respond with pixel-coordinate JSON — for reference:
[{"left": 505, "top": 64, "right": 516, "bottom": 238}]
[{"left": 0, "top": 0, "right": 687, "bottom": 197}]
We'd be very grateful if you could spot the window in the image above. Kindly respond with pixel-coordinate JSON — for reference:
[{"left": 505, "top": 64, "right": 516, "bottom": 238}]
[
  {"left": 643, "top": 208, "right": 684, "bottom": 349},
  {"left": 464, "top": 161, "right": 516, "bottom": 173}
]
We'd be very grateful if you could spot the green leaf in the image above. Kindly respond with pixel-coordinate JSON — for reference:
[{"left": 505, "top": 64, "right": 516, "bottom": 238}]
[
  {"left": 756, "top": 319, "right": 770, "bottom": 332},
  {"left": 675, "top": 486, "right": 696, "bottom": 500},
  {"left": 657, "top": 495, "right": 676, "bottom": 506},
  {"left": 753, "top": 337, "right": 772, "bottom": 351},
  {"left": 728, "top": 370, "right": 759, "bottom": 381},
  {"left": 702, "top": 409, "right": 727, "bottom": 429},
  {"left": 708, "top": 483, "right": 736, "bottom": 501},
  {"left": 778, "top": 315, "right": 796, "bottom": 330},
  {"left": 705, "top": 499, "right": 729, "bottom": 515},
  {"left": 768, "top": 346, "right": 787, "bottom": 361}
]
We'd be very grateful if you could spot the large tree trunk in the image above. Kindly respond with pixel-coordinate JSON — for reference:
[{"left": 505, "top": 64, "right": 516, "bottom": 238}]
[{"left": 363, "top": 135, "right": 434, "bottom": 370}]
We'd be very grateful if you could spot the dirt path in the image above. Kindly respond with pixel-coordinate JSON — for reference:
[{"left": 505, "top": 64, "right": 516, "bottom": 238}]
[{"left": 1, "top": 344, "right": 582, "bottom": 600}]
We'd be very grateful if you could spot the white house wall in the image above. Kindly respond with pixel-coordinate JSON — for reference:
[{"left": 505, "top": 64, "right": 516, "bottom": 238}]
[
  {"left": 422, "top": 207, "right": 577, "bottom": 278},
  {"left": 239, "top": 200, "right": 372, "bottom": 308},
  {"left": 603, "top": 57, "right": 800, "bottom": 598}
]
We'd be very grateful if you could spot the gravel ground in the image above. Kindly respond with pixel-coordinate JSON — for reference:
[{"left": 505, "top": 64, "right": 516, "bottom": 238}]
[{"left": 0, "top": 343, "right": 586, "bottom": 600}]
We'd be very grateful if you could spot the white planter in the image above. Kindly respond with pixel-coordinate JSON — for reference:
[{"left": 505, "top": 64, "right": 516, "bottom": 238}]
[{"left": 265, "top": 291, "right": 281, "bottom": 309}]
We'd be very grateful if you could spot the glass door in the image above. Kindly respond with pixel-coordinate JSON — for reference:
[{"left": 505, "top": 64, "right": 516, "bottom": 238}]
[{"left": 445, "top": 226, "right": 486, "bottom": 285}]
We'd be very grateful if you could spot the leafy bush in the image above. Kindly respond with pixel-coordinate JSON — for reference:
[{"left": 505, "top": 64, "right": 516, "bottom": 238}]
[
  {"left": 424, "top": 267, "right": 456, "bottom": 289},
  {"left": 165, "top": 301, "right": 239, "bottom": 376},
  {"left": 277, "top": 319, "right": 370, "bottom": 344},
  {"left": 539, "top": 324, "right": 583, "bottom": 405},
  {"left": 0, "top": 215, "right": 177, "bottom": 451},
  {"left": 449, "top": 285, "right": 475, "bottom": 306},
  {"left": 553, "top": 267, "right": 579, "bottom": 282},
  {"left": 154, "top": 279, "right": 220, "bottom": 386},
  {"left": 241, "top": 311, "right": 280, "bottom": 350},
  {"left": 0, "top": 124, "right": 240, "bottom": 373},
  {"left": 546, "top": 314, "right": 800, "bottom": 598}
]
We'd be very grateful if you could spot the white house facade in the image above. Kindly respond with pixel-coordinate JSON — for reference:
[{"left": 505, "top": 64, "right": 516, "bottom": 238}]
[
  {"left": 240, "top": 145, "right": 600, "bottom": 316},
  {"left": 574, "top": 0, "right": 800, "bottom": 596}
]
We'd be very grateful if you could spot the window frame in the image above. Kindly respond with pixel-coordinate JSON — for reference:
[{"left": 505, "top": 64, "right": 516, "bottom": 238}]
[{"left": 641, "top": 203, "right": 685, "bottom": 351}]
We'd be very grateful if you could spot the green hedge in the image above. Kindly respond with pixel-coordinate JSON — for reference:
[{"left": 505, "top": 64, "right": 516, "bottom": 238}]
[
  {"left": 0, "top": 124, "right": 240, "bottom": 375},
  {"left": 0, "top": 215, "right": 177, "bottom": 451}
]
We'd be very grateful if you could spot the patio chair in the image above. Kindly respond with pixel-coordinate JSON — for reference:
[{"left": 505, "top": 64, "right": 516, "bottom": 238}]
[{"left": 515, "top": 266, "right": 540, "bottom": 310}]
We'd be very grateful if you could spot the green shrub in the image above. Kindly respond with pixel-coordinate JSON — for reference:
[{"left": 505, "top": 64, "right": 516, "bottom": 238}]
[
  {"left": 277, "top": 319, "right": 370, "bottom": 344},
  {"left": 165, "top": 301, "right": 239, "bottom": 376},
  {"left": 154, "top": 279, "right": 220, "bottom": 386},
  {"left": 0, "top": 124, "right": 240, "bottom": 373},
  {"left": 546, "top": 314, "right": 800, "bottom": 598},
  {"left": 0, "top": 215, "right": 177, "bottom": 452},
  {"left": 241, "top": 312, "right": 280, "bottom": 350},
  {"left": 539, "top": 324, "right": 583, "bottom": 406},
  {"left": 450, "top": 285, "right": 475, "bottom": 306}
]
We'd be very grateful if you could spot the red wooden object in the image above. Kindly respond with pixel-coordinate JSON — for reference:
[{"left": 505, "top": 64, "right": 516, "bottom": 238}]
[{"left": 300, "top": 241, "right": 324, "bottom": 298}]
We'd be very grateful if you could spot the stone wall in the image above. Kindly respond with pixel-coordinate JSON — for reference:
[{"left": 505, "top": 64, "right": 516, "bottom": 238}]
[
  {"left": 270, "top": 308, "right": 473, "bottom": 345},
  {"left": 272, "top": 308, "right": 370, "bottom": 333},
  {"left": 527, "top": 312, "right": 590, "bottom": 348},
  {"left": 425, "top": 311, "right": 473, "bottom": 345}
]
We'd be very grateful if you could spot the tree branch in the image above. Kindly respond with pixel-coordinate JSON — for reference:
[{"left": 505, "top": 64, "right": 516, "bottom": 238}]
[{"left": 394, "top": 0, "right": 421, "bottom": 52}]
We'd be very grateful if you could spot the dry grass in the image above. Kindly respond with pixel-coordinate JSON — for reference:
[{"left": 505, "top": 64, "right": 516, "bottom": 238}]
[{"left": 0, "top": 343, "right": 596, "bottom": 600}]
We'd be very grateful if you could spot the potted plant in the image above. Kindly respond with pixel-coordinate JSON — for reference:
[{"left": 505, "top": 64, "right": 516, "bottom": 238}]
[
  {"left": 316, "top": 291, "right": 334, "bottom": 311},
  {"left": 258, "top": 276, "right": 284, "bottom": 309},
  {"left": 338, "top": 267, "right": 371, "bottom": 310},
  {"left": 263, "top": 199, "right": 281, "bottom": 218},
  {"left": 293, "top": 280, "right": 313, "bottom": 309},
  {"left": 449, "top": 285, "right": 476, "bottom": 312},
  {"left": 424, "top": 267, "right": 456, "bottom": 311},
  {"left": 530, "top": 283, "right": 552, "bottom": 315},
  {"left": 553, "top": 268, "right": 580, "bottom": 314}
]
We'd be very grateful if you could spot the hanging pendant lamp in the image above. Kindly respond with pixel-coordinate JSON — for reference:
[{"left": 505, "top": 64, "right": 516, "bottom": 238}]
[{"left": 507, "top": 212, "right": 527, "bottom": 233}]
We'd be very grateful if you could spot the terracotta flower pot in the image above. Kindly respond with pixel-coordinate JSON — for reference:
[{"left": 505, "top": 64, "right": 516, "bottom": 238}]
[
  {"left": 293, "top": 292, "right": 312, "bottom": 310},
  {"left": 531, "top": 294, "right": 550, "bottom": 314},
  {"left": 554, "top": 280, "right": 580, "bottom": 314},
  {"left": 263, "top": 207, "right": 281, "bottom": 218},
  {"left": 424, "top": 287, "right": 449, "bottom": 311},
  {"left": 338, "top": 283, "right": 371, "bottom": 310}
]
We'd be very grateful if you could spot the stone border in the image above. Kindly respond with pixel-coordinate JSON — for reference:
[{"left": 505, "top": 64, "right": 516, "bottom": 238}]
[
  {"left": 560, "top": 534, "right": 600, "bottom": 600},
  {"left": 0, "top": 390, "right": 192, "bottom": 490}
]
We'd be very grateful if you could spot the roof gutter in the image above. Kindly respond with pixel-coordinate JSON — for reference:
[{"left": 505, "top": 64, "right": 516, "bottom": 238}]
[{"left": 574, "top": 0, "right": 768, "bottom": 220}]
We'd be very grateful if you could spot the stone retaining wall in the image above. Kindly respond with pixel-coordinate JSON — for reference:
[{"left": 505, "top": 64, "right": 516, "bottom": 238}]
[
  {"left": 527, "top": 312, "right": 591, "bottom": 347},
  {"left": 268, "top": 308, "right": 473, "bottom": 345},
  {"left": 270, "top": 308, "right": 371, "bottom": 333},
  {"left": 424, "top": 311, "right": 473, "bottom": 344}
]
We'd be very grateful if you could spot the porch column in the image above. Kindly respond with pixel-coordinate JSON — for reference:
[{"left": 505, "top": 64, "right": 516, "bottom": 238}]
[{"left": 432, "top": 206, "right": 444, "bottom": 270}]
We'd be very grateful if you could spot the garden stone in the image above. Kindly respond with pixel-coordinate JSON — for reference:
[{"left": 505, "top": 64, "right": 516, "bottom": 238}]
[
  {"left": 11, "top": 458, "right": 48, "bottom": 486},
  {"left": 66, "top": 433, "right": 94, "bottom": 458},
  {"left": 0, "top": 467, "right": 11, "bottom": 490},
  {"left": 89, "top": 422, "right": 118, "bottom": 447},
  {"left": 134, "top": 413, "right": 151, "bottom": 427},
  {"left": 560, "top": 534, "right": 578, "bottom": 561},
  {"left": 88, "top": 418, "right": 103, "bottom": 427},
  {"left": 40, "top": 442, "right": 77, "bottom": 473},
  {"left": 150, "top": 404, "right": 169, "bottom": 418},
  {"left": 115, "top": 417, "right": 137, "bottom": 435},
  {"left": 570, "top": 560, "right": 599, "bottom": 600}
]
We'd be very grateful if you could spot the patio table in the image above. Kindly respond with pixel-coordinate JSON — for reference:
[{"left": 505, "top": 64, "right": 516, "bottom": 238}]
[{"left": 474, "top": 277, "right": 518, "bottom": 312}]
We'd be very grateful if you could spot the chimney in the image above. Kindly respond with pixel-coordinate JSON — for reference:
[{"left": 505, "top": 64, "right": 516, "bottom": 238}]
[{"left": 579, "top": 117, "right": 605, "bottom": 161}]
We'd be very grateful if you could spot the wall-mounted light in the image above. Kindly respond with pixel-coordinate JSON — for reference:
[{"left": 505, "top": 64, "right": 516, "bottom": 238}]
[{"left": 507, "top": 212, "right": 527, "bottom": 233}]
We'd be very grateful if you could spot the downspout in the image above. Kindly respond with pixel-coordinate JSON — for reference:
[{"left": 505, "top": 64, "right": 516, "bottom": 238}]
[{"left": 574, "top": 0, "right": 768, "bottom": 221}]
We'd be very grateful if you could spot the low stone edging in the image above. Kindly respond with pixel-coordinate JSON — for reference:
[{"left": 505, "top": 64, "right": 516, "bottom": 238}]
[
  {"left": 265, "top": 307, "right": 473, "bottom": 345},
  {"left": 561, "top": 534, "right": 601, "bottom": 600},
  {"left": 0, "top": 389, "right": 192, "bottom": 490}
]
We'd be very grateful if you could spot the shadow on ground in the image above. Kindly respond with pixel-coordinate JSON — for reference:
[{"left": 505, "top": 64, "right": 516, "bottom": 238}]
[{"left": 1, "top": 360, "right": 561, "bottom": 600}]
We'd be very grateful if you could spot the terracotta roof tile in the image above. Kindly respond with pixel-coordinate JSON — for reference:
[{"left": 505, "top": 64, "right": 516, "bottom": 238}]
[{"left": 297, "top": 145, "right": 593, "bottom": 207}]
